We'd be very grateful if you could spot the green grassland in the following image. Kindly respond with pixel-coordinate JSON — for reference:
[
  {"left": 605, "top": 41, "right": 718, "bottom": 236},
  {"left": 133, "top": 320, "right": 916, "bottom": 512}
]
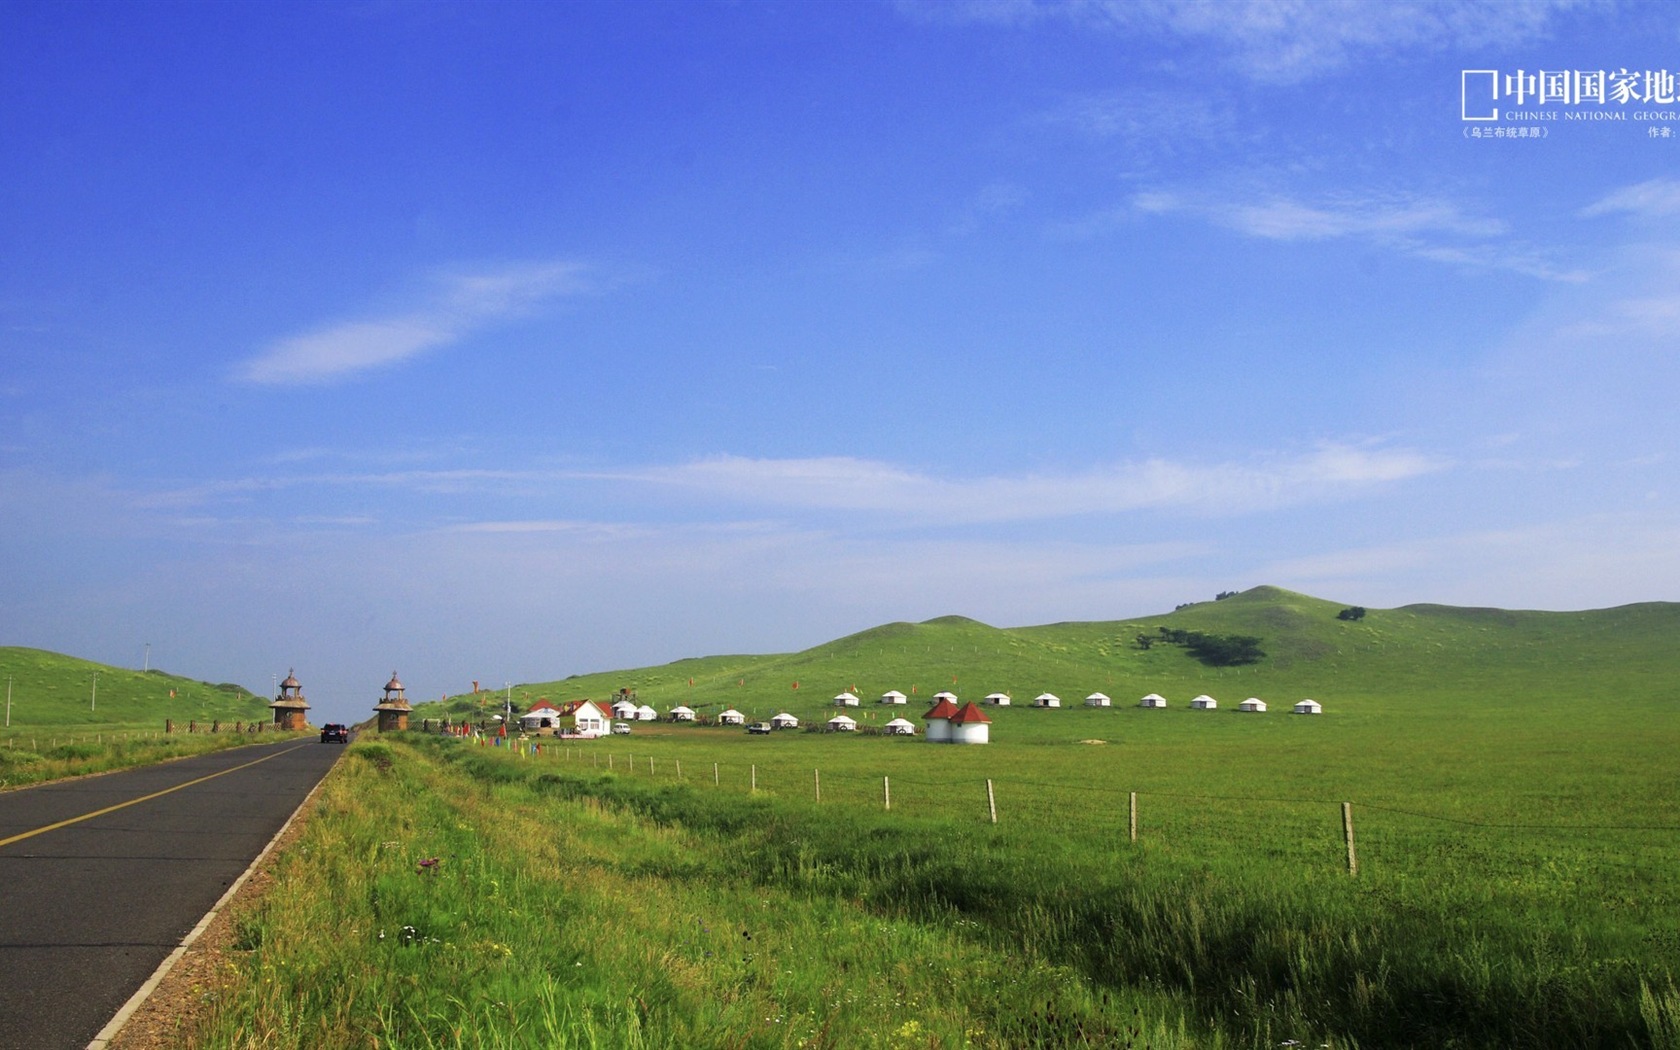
[
  {"left": 0, "top": 647, "right": 292, "bottom": 788},
  {"left": 197, "top": 587, "right": 1679, "bottom": 1048},
  {"left": 0, "top": 646, "right": 272, "bottom": 729}
]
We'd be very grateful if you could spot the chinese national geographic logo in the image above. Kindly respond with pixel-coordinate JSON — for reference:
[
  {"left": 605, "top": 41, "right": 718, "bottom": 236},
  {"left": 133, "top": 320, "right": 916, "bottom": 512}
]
[{"left": 1462, "top": 68, "right": 1680, "bottom": 134}]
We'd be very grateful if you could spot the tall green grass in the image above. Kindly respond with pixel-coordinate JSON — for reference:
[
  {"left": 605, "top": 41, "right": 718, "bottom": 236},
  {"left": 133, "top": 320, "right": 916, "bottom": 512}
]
[{"left": 196, "top": 733, "right": 1677, "bottom": 1048}]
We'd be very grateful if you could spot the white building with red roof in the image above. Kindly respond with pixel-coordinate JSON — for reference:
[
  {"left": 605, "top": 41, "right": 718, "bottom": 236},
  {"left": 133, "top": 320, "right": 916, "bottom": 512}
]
[
  {"left": 922, "top": 696, "right": 959, "bottom": 743},
  {"left": 947, "top": 701, "right": 991, "bottom": 744}
]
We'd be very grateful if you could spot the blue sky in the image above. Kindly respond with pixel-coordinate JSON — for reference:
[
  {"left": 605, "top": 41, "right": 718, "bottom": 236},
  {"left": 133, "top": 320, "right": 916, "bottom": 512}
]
[{"left": 4, "top": 0, "right": 1680, "bottom": 723}]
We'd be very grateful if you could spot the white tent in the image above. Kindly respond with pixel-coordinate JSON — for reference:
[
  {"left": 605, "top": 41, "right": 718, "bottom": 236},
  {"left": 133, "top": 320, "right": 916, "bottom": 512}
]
[
  {"left": 833, "top": 691, "right": 860, "bottom": 707},
  {"left": 611, "top": 699, "right": 638, "bottom": 719},
  {"left": 826, "top": 714, "right": 858, "bottom": 732},
  {"left": 1189, "top": 695, "right": 1217, "bottom": 710},
  {"left": 883, "top": 717, "right": 916, "bottom": 735},
  {"left": 1033, "top": 693, "right": 1061, "bottom": 708},
  {"left": 932, "top": 691, "right": 958, "bottom": 702},
  {"left": 718, "top": 708, "right": 745, "bottom": 725},
  {"left": 1238, "top": 698, "right": 1267, "bottom": 713},
  {"left": 1084, "top": 692, "right": 1112, "bottom": 707},
  {"left": 669, "top": 705, "right": 696, "bottom": 722},
  {"left": 519, "top": 711, "right": 558, "bottom": 730},
  {"left": 635, "top": 704, "right": 658, "bottom": 721},
  {"left": 984, "top": 692, "right": 1011, "bottom": 706},
  {"left": 1293, "top": 699, "right": 1323, "bottom": 715},
  {"left": 879, "top": 690, "right": 908, "bottom": 705},
  {"left": 1138, "top": 693, "right": 1168, "bottom": 708},
  {"left": 770, "top": 712, "right": 799, "bottom": 729}
]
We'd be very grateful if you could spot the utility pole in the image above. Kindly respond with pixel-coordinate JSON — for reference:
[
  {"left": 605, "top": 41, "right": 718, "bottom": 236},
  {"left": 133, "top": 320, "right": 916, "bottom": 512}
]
[
  {"left": 143, "top": 643, "right": 150, "bottom": 673},
  {"left": 6, "top": 675, "right": 12, "bottom": 728},
  {"left": 504, "top": 682, "right": 513, "bottom": 726},
  {"left": 91, "top": 671, "right": 98, "bottom": 713}
]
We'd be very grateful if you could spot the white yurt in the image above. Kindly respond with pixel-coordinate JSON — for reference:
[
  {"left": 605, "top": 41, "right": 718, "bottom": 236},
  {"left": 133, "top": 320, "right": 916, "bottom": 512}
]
[
  {"left": 984, "top": 692, "right": 1011, "bottom": 706},
  {"left": 827, "top": 713, "right": 858, "bottom": 732},
  {"left": 1238, "top": 698, "right": 1267, "bottom": 713},
  {"left": 669, "top": 705, "right": 696, "bottom": 722},
  {"left": 1033, "top": 692, "right": 1061, "bottom": 708},
  {"left": 932, "top": 691, "right": 958, "bottom": 702},
  {"left": 770, "top": 712, "right": 800, "bottom": 729},
  {"left": 883, "top": 717, "right": 916, "bottom": 735},
  {"left": 1189, "top": 695, "right": 1217, "bottom": 710},
  {"left": 717, "top": 708, "right": 745, "bottom": 725},
  {"left": 879, "top": 690, "right": 908, "bottom": 705},
  {"left": 1084, "top": 692, "right": 1112, "bottom": 708},
  {"left": 611, "top": 699, "right": 638, "bottom": 719},
  {"left": 635, "top": 704, "right": 658, "bottom": 721},
  {"left": 948, "top": 702, "right": 991, "bottom": 745},
  {"left": 1139, "top": 693, "right": 1168, "bottom": 708},
  {"left": 1293, "top": 699, "right": 1324, "bottom": 715},
  {"left": 923, "top": 696, "right": 959, "bottom": 742},
  {"left": 833, "top": 691, "right": 860, "bottom": 707}
]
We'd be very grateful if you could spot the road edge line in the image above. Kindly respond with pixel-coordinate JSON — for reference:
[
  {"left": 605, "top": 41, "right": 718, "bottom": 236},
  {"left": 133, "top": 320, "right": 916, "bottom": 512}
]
[{"left": 85, "top": 752, "right": 340, "bottom": 1050}]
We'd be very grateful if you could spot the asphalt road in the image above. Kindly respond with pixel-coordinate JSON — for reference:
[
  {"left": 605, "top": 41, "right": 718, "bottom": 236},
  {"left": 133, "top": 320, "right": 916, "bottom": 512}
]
[{"left": 0, "top": 738, "right": 343, "bottom": 1050}]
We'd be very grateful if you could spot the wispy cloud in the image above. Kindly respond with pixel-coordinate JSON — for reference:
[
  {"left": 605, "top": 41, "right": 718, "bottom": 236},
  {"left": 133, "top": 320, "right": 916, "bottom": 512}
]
[
  {"left": 1580, "top": 178, "right": 1680, "bottom": 219},
  {"left": 234, "top": 261, "right": 590, "bottom": 385},
  {"left": 1131, "top": 189, "right": 1584, "bottom": 280},
  {"left": 905, "top": 0, "right": 1585, "bottom": 83},
  {"left": 597, "top": 443, "right": 1446, "bottom": 522}
]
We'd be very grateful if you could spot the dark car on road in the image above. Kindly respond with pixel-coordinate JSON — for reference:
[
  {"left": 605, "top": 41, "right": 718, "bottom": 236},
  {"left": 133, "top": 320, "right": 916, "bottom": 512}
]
[{"left": 320, "top": 723, "right": 349, "bottom": 743}]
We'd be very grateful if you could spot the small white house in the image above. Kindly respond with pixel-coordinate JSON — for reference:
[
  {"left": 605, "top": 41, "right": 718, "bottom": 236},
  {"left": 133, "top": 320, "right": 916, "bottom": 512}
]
[
  {"left": 879, "top": 690, "right": 908, "bottom": 705},
  {"left": 947, "top": 702, "right": 991, "bottom": 745},
  {"left": 635, "top": 704, "right": 658, "bottom": 721},
  {"left": 923, "top": 697, "right": 959, "bottom": 742},
  {"left": 1139, "top": 693, "right": 1168, "bottom": 708},
  {"left": 883, "top": 717, "right": 916, "bottom": 735},
  {"left": 1189, "top": 694, "right": 1217, "bottom": 710},
  {"left": 1084, "top": 692, "right": 1112, "bottom": 708},
  {"left": 1238, "top": 697, "right": 1267, "bottom": 713},
  {"left": 1293, "top": 699, "right": 1324, "bottom": 715},
  {"left": 570, "top": 700, "right": 611, "bottom": 737},
  {"left": 1033, "top": 692, "right": 1061, "bottom": 708},
  {"left": 984, "top": 692, "right": 1011, "bottom": 706},
  {"left": 827, "top": 713, "right": 858, "bottom": 732},
  {"left": 833, "top": 691, "right": 860, "bottom": 707},
  {"left": 669, "top": 705, "right": 696, "bottom": 722},
  {"left": 717, "top": 708, "right": 745, "bottom": 725},
  {"left": 770, "top": 711, "right": 800, "bottom": 729}
]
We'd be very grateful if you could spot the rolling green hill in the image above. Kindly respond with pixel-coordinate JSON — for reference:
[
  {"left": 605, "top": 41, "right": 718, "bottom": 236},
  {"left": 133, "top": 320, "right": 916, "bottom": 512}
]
[
  {"left": 0, "top": 647, "right": 271, "bottom": 728},
  {"left": 415, "top": 584, "right": 1680, "bottom": 728}
]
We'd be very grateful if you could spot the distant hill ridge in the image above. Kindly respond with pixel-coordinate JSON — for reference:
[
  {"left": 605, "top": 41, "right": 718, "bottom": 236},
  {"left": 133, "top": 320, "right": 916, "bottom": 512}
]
[
  {"left": 422, "top": 586, "right": 1680, "bottom": 721},
  {"left": 0, "top": 647, "right": 269, "bottom": 728}
]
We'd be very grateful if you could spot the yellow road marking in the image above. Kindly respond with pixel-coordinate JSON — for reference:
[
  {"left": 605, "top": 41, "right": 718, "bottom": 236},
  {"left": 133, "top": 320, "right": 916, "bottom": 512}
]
[{"left": 0, "top": 742, "right": 311, "bottom": 849}]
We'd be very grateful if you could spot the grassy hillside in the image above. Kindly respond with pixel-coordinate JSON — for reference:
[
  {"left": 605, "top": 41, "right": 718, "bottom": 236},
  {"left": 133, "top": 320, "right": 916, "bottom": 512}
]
[
  {"left": 0, "top": 647, "right": 271, "bottom": 729},
  {"left": 415, "top": 584, "right": 1680, "bottom": 730}
]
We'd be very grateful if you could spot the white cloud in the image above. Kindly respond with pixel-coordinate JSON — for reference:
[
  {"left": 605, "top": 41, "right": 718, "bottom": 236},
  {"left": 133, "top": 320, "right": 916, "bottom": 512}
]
[
  {"left": 1132, "top": 189, "right": 1584, "bottom": 281},
  {"left": 598, "top": 443, "right": 1446, "bottom": 521},
  {"left": 1580, "top": 178, "right": 1680, "bottom": 219},
  {"left": 235, "top": 261, "right": 589, "bottom": 385}
]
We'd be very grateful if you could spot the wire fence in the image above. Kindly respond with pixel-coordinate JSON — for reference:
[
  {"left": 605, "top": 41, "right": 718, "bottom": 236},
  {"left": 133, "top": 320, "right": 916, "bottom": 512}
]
[{"left": 475, "top": 738, "right": 1680, "bottom": 877}]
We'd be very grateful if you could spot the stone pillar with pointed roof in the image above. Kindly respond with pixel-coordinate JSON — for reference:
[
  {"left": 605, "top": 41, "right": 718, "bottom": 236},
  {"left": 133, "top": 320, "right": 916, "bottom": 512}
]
[
  {"left": 270, "top": 670, "right": 311, "bottom": 730},
  {"left": 374, "top": 671, "right": 412, "bottom": 732}
]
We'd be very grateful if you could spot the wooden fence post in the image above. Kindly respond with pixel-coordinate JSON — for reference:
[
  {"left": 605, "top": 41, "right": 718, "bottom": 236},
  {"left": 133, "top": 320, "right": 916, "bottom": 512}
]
[
  {"left": 1129, "top": 791, "right": 1138, "bottom": 842},
  {"left": 649, "top": 756, "right": 654, "bottom": 776},
  {"left": 751, "top": 764, "right": 757, "bottom": 794},
  {"left": 713, "top": 761, "right": 719, "bottom": 786},
  {"left": 986, "top": 779, "right": 997, "bottom": 824},
  {"left": 608, "top": 753, "right": 614, "bottom": 771},
  {"left": 1342, "top": 802, "right": 1358, "bottom": 876},
  {"left": 883, "top": 775, "right": 891, "bottom": 811},
  {"left": 676, "top": 758, "right": 682, "bottom": 780},
  {"left": 814, "top": 769, "right": 821, "bottom": 803}
]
